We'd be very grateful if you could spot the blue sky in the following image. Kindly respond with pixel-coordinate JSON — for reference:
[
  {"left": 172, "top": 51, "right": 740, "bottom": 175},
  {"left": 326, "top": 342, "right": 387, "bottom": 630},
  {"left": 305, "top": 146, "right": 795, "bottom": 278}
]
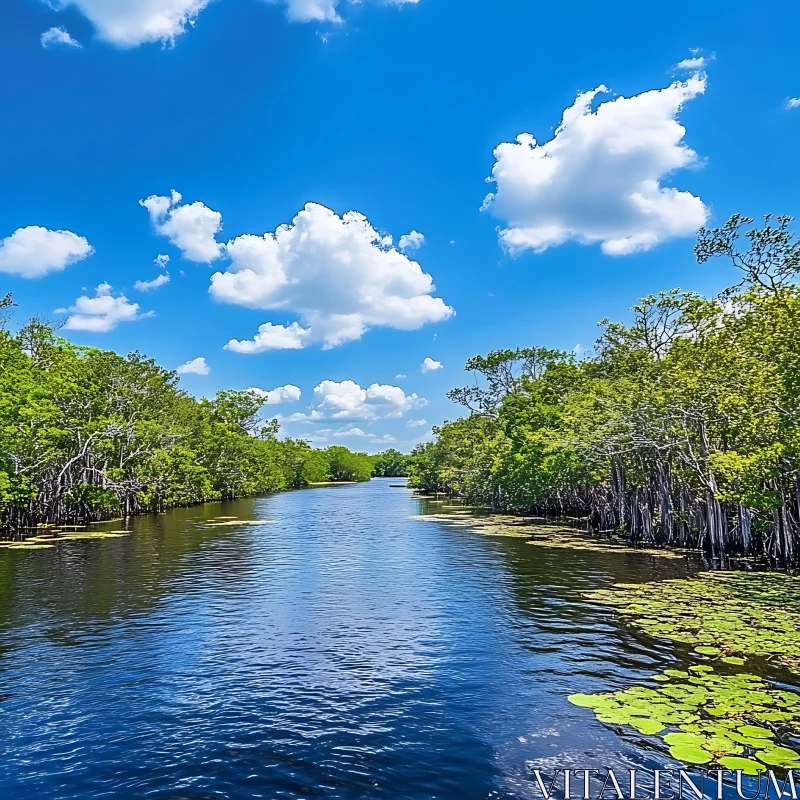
[{"left": 1, "top": 0, "right": 799, "bottom": 451}]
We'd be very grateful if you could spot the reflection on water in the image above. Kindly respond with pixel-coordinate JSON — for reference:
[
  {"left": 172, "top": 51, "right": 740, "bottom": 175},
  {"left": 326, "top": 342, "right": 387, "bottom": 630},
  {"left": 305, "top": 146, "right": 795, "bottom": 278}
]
[{"left": 0, "top": 480, "right": 734, "bottom": 799}]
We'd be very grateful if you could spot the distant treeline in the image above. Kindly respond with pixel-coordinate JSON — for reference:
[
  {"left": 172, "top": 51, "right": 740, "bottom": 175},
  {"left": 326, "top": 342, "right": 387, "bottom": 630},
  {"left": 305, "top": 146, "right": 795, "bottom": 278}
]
[
  {"left": 407, "top": 215, "right": 800, "bottom": 567},
  {"left": 0, "top": 294, "right": 408, "bottom": 533}
]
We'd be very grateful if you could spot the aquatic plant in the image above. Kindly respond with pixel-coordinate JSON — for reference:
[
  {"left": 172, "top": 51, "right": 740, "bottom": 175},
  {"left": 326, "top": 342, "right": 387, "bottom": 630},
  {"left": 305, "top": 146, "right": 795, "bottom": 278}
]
[
  {"left": 418, "top": 512, "right": 684, "bottom": 556},
  {"left": 587, "top": 572, "right": 800, "bottom": 672},
  {"left": 569, "top": 667, "right": 800, "bottom": 771}
]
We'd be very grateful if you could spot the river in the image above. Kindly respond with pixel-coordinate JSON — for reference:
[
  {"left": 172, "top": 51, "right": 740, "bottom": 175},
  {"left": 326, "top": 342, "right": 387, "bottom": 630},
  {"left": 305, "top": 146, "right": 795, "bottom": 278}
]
[{"left": 1, "top": 478, "right": 705, "bottom": 799}]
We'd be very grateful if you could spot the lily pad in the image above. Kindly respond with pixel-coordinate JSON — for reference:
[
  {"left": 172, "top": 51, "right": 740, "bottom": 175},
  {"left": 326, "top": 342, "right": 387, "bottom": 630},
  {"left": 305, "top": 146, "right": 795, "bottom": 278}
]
[
  {"left": 568, "top": 693, "right": 605, "bottom": 708},
  {"left": 695, "top": 646, "right": 721, "bottom": 656},
  {"left": 669, "top": 744, "right": 713, "bottom": 764},
  {"left": 738, "top": 725, "right": 773, "bottom": 739},
  {"left": 632, "top": 719, "right": 665, "bottom": 735},
  {"left": 755, "top": 747, "right": 800, "bottom": 768},
  {"left": 717, "top": 757, "right": 763, "bottom": 776}
]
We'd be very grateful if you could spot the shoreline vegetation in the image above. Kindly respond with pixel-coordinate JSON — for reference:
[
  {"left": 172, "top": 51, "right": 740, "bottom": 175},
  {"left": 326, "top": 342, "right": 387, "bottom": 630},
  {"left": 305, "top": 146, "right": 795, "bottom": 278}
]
[
  {"left": 407, "top": 215, "right": 800, "bottom": 569},
  {"left": 0, "top": 292, "right": 409, "bottom": 539}
]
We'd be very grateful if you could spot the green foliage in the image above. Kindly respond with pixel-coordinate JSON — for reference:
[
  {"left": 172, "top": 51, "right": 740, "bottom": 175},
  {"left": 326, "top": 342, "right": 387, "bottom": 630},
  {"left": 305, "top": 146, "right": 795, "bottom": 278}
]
[
  {"left": 0, "top": 310, "right": 370, "bottom": 530},
  {"left": 371, "top": 449, "right": 410, "bottom": 477},
  {"left": 325, "top": 446, "right": 374, "bottom": 482},
  {"left": 409, "top": 215, "right": 800, "bottom": 565},
  {"left": 569, "top": 661, "right": 800, "bottom": 771},
  {"left": 588, "top": 572, "right": 800, "bottom": 673}
]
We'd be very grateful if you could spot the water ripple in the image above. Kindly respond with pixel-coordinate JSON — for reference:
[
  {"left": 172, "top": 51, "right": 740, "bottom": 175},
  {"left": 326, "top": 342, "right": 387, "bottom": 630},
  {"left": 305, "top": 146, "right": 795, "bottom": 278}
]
[{"left": 1, "top": 480, "right": 697, "bottom": 800}]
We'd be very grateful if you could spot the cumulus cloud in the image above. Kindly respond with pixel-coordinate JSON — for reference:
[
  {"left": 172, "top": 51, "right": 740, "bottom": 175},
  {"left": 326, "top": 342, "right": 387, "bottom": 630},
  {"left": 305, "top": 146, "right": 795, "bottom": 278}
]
[
  {"left": 246, "top": 384, "right": 302, "bottom": 404},
  {"left": 41, "top": 27, "right": 82, "bottom": 47},
  {"left": 177, "top": 356, "right": 210, "bottom": 375},
  {"left": 0, "top": 226, "right": 93, "bottom": 278},
  {"left": 134, "top": 253, "right": 172, "bottom": 291},
  {"left": 225, "top": 322, "right": 311, "bottom": 353},
  {"left": 406, "top": 418, "right": 427, "bottom": 428},
  {"left": 421, "top": 357, "right": 442, "bottom": 372},
  {"left": 285, "top": 379, "right": 425, "bottom": 423},
  {"left": 674, "top": 57, "right": 707, "bottom": 71},
  {"left": 140, "top": 190, "right": 223, "bottom": 263},
  {"left": 61, "top": 283, "right": 150, "bottom": 332},
  {"left": 398, "top": 230, "right": 425, "bottom": 252},
  {"left": 787, "top": 98, "right": 800, "bottom": 110},
  {"left": 395, "top": 373, "right": 407, "bottom": 379},
  {"left": 211, "top": 202, "right": 453, "bottom": 350},
  {"left": 334, "top": 427, "right": 397, "bottom": 444},
  {"left": 483, "top": 71, "right": 709, "bottom": 256},
  {"left": 134, "top": 273, "right": 170, "bottom": 292},
  {"left": 49, "top": 0, "right": 212, "bottom": 47}
]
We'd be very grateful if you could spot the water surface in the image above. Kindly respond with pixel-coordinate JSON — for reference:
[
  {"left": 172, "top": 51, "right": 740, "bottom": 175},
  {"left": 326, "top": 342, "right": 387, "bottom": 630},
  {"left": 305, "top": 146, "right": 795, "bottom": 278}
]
[{"left": 1, "top": 479, "right": 700, "bottom": 799}]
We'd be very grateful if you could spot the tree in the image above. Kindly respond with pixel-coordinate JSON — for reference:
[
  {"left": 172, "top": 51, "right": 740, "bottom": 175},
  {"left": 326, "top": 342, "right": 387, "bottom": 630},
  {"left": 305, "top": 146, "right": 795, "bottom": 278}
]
[{"left": 410, "top": 215, "right": 800, "bottom": 567}]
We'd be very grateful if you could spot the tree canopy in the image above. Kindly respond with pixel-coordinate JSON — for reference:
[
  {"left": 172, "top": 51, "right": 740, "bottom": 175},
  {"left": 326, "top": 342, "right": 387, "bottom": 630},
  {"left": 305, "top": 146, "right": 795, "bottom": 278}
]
[{"left": 0, "top": 313, "right": 374, "bottom": 532}]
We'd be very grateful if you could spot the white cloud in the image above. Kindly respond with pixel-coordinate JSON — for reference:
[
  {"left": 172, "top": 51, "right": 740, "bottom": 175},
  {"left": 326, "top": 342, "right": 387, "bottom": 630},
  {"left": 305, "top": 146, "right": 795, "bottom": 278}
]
[
  {"left": 395, "top": 373, "right": 407, "bottom": 379},
  {"left": 674, "top": 57, "right": 706, "bottom": 71},
  {"left": 279, "top": 0, "right": 340, "bottom": 22},
  {"left": 483, "top": 71, "right": 709, "bottom": 256},
  {"left": 270, "top": 0, "right": 418, "bottom": 22},
  {"left": 62, "top": 283, "right": 150, "bottom": 332},
  {"left": 421, "top": 357, "right": 442, "bottom": 372},
  {"left": 332, "top": 426, "right": 396, "bottom": 443},
  {"left": 398, "top": 230, "right": 425, "bottom": 252},
  {"left": 334, "top": 426, "right": 366, "bottom": 437},
  {"left": 406, "top": 418, "right": 427, "bottom": 428},
  {"left": 50, "top": 0, "right": 212, "bottom": 47},
  {"left": 177, "top": 356, "right": 210, "bottom": 375},
  {"left": 225, "top": 322, "right": 311, "bottom": 353},
  {"left": 286, "top": 379, "right": 425, "bottom": 422},
  {"left": 212, "top": 202, "right": 453, "bottom": 350},
  {"left": 41, "top": 27, "right": 82, "bottom": 48},
  {"left": 787, "top": 98, "right": 800, "bottom": 109},
  {"left": 140, "top": 190, "right": 223, "bottom": 263},
  {"left": 134, "top": 273, "right": 170, "bottom": 292},
  {"left": 155, "top": 253, "right": 170, "bottom": 268},
  {"left": 0, "top": 226, "right": 93, "bottom": 278},
  {"left": 245, "top": 384, "right": 302, "bottom": 404}
]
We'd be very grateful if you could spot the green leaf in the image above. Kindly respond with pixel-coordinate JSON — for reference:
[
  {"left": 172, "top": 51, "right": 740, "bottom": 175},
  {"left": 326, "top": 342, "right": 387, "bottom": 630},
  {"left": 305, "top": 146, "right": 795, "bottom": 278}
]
[
  {"left": 632, "top": 718, "right": 665, "bottom": 735},
  {"left": 737, "top": 725, "right": 773, "bottom": 739},
  {"left": 669, "top": 744, "right": 713, "bottom": 765},
  {"left": 695, "top": 646, "right": 721, "bottom": 656},
  {"left": 568, "top": 693, "right": 604, "bottom": 708},
  {"left": 718, "top": 757, "right": 763, "bottom": 776}
]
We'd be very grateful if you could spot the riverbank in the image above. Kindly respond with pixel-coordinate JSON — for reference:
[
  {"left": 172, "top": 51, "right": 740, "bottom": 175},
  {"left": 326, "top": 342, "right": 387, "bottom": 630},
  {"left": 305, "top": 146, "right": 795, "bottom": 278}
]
[{"left": 0, "top": 477, "right": 371, "bottom": 543}]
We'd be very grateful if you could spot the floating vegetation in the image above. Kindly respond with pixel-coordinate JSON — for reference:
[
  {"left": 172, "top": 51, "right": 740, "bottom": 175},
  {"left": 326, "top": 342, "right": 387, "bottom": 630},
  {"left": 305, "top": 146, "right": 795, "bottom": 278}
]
[
  {"left": 201, "top": 519, "right": 271, "bottom": 527},
  {"left": 413, "top": 514, "right": 532, "bottom": 537},
  {"left": 0, "top": 529, "right": 132, "bottom": 551},
  {"left": 587, "top": 572, "right": 800, "bottom": 673},
  {"left": 524, "top": 529, "right": 683, "bottom": 559},
  {"left": 417, "top": 513, "right": 684, "bottom": 556},
  {"left": 569, "top": 667, "right": 800, "bottom": 770}
]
